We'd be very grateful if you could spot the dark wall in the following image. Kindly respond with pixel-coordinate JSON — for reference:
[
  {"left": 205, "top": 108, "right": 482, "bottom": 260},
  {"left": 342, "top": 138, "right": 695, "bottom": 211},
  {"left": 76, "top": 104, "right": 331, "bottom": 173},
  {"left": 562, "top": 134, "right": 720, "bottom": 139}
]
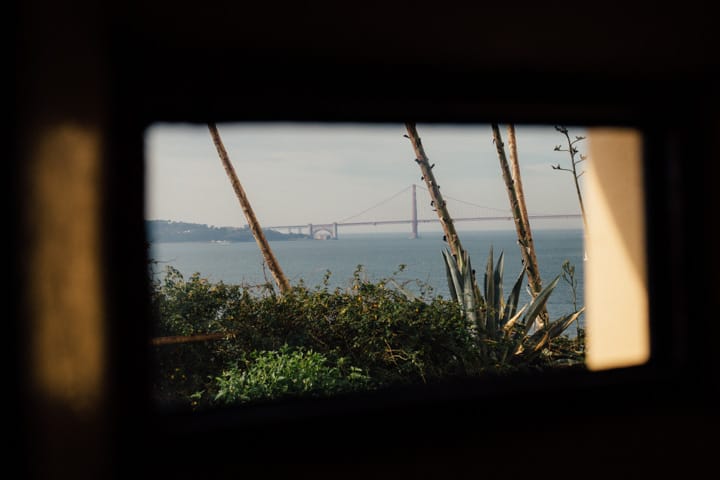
[{"left": 13, "top": 1, "right": 719, "bottom": 478}]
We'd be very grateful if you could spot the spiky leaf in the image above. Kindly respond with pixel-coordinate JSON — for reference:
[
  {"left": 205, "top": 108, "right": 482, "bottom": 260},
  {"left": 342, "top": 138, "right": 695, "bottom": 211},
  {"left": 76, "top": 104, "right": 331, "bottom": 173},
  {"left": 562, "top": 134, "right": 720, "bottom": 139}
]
[
  {"left": 494, "top": 252, "right": 505, "bottom": 315},
  {"left": 484, "top": 246, "right": 496, "bottom": 332},
  {"left": 502, "top": 303, "right": 528, "bottom": 337},
  {"left": 547, "top": 307, "right": 585, "bottom": 339},
  {"left": 502, "top": 266, "right": 526, "bottom": 325},
  {"left": 521, "top": 275, "right": 561, "bottom": 335},
  {"left": 524, "top": 307, "right": 585, "bottom": 356},
  {"left": 461, "top": 252, "right": 478, "bottom": 329},
  {"left": 443, "top": 249, "right": 465, "bottom": 303},
  {"left": 441, "top": 249, "right": 460, "bottom": 303}
]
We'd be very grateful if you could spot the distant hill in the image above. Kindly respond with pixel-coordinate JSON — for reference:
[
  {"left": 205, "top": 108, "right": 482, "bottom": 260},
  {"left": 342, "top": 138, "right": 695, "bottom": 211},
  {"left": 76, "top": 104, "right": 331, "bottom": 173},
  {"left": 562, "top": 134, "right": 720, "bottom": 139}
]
[{"left": 146, "top": 220, "right": 309, "bottom": 243}]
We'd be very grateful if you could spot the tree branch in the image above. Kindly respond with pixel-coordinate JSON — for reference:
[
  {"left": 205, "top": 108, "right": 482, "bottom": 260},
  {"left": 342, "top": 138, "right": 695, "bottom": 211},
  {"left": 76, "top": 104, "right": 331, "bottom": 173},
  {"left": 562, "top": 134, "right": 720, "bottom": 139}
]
[
  {"left": 404, "top": 123, "right": 464, "bottom": 260},
  {"left": 493, "top": 124, "right": 548, "bottom": 328},
  {"left": 208, "top": 123, "right": 291, "bottom": 293}
]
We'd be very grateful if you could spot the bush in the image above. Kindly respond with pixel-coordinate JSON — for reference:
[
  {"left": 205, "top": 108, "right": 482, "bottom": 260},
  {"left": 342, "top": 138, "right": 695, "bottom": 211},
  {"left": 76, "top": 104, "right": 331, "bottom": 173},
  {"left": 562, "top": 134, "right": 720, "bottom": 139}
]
[
  {"left": 214, "top": 345, "right": 371, "bottom": 404},
  {"left": 151, "top": 265, "right": 583, "bottom": 409}
]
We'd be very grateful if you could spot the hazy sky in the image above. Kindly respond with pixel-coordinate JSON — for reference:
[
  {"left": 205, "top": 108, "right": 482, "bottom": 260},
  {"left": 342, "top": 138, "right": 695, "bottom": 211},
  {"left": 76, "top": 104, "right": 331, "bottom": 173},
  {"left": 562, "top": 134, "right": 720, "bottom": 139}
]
[{"left": 145, "top": 123, "right": 587, "bottom": 233}]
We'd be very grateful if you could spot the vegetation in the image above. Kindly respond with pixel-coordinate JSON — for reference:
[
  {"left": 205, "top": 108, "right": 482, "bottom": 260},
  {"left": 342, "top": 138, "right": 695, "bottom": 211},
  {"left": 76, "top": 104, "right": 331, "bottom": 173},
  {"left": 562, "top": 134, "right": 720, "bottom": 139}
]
[
  {"left": 552, "top": 125, "right": 588, "bottom": 231},
  {"left": 150, "top": 124, "right": 586, "bottom": 411},
  {"left": 403, "top": 123, "right": 580, "bottom": 347},
  {"left": 214, "top": 346, "right": 371, "bottom": 404},
  {"left": 151, "top": 261, "right": 584, "bottom": 411},
  {"left": 442, "top": 246, "right": 584, "bottom": 365}
]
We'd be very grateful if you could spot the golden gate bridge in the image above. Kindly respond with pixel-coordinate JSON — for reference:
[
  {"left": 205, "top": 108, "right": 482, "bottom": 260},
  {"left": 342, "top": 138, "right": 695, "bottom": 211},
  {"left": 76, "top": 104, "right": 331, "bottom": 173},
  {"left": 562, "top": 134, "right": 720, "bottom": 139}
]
[{"left": 267, "top": 184, "right": 582, "bottom": 240}]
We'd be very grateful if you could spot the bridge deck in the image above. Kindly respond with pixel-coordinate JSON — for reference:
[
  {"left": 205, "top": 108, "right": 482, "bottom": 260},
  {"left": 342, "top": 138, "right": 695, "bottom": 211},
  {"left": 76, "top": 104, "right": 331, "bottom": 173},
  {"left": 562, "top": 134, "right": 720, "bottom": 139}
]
[{"left": 268, "top": 214, "right": 581, "bottom": 230}]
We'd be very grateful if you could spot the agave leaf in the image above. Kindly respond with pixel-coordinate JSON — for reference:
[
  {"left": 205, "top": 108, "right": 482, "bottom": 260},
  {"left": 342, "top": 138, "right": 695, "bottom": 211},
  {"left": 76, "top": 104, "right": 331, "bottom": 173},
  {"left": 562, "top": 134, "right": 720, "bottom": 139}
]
[
  {"left": 387, "top": 278, "right": 418, "bottom": 301},
  {"left": 547, "top": 307, "right": 586, "bottom": 339},
  {"left": 444, "top": 249, "right": 465, "bottom": 303},
  {"left": 441, "top": 249, "right": 461, "bottom": 303},
  {"left": 504, "top": 303, "right": 530, "bottom": 356},
  {"left": 462, "top": 253, "right": 478, "bottom": 329},
  {"left": 521, "top": 331, "right": 557, "bottom": 364},
  {"left": 484, "top": 246, "right": 496, "bottom": 332},
  {"left": 525, "top": 328, "right": 552, "bottom": 353},
  {"left": 442, "top": 248, "right": 482, "bottom": 333},
  {"left": 483, "top": 246, "right": 493, "bottom": 300},
  {"left": 472, "top": 281, "right": 486, "bottom": 330},
  {"left": 525, "top": 307, "right": 586, "bottom": 354},
  {"left": 521, "top": 275, "right": 561, "bottom": 335},
  {"left": 503, "top": 304, "right": 528, "bottom": 333},
  {"left": 529, "top": 332, "right": 551, "bottom": 360},
  {"left": 502, "top": 303, "right": 528, "bottom": 337},
  {"left": 502, "top": 265, "right": 526, "bottom": 325},
  {"left": 494, "top": 251, "right": 505, "bottom": 314}
]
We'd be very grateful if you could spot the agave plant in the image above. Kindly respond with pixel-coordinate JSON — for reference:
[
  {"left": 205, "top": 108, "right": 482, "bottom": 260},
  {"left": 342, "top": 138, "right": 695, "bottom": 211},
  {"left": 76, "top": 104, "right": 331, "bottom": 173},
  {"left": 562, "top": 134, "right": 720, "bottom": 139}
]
[{"left": 442, "top": 246, "right": 585, "bottom": 365}]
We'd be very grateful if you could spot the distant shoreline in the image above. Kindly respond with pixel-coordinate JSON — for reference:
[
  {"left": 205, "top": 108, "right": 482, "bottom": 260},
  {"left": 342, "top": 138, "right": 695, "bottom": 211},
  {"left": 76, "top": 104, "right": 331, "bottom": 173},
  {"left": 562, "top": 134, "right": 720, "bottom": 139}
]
[{"left": 146, "top": 219, "right": 309, "bottom": 243}]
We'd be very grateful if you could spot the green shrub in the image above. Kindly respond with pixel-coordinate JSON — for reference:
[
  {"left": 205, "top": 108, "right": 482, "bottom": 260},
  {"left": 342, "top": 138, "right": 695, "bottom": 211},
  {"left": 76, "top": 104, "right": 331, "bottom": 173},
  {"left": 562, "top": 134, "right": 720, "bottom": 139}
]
[
  {"left": 214, "top": 345, "right": 371, "bottom": 404},
  {"left": 151, "top": 266, "right": 252, "bottom": 337},
  {"left": 151, "top": 263, "right": 584, "bottom": 409}
]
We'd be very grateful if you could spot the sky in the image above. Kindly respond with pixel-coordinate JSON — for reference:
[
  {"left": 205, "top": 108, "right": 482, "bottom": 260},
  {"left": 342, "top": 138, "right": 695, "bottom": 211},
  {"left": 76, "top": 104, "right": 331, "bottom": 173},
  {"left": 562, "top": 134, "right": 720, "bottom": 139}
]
[{"left": 145, "top": 123, "right": 587, "bottom": 233}]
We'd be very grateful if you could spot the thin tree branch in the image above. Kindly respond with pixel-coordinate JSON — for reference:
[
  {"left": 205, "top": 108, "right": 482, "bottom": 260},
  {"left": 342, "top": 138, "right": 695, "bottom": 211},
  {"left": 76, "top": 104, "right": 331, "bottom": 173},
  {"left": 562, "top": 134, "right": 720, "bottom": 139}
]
[
  {"left": 151, "top": 332, "right": 236, "bottom": 346},
  {"left": 492, "top": 124, "right": 548, "bottom": 329},
  {"left": 507, "top": 125, "right": 532, "bottom": 241},
  {"left": 208, "top": 123, "right": 291, "bottom": 293},
  {"left": 404, "top": 122, "right": 464, "bottom": 261},
  {"left": 553, "top": 125, "right": 588, "bottom": 232}
]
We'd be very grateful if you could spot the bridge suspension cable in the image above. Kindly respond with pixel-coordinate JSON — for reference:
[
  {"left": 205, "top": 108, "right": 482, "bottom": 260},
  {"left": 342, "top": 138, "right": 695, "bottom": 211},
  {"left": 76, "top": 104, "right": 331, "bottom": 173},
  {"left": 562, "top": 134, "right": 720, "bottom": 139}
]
[
  {"left": 338, "top": 185, "right": 413, "bottom": 223},
  {"left": 266, "top": 184, "right": 580, "bottom": 234},
  {"left": 414, "top": 184, "right": 511, "bottom": 214}
]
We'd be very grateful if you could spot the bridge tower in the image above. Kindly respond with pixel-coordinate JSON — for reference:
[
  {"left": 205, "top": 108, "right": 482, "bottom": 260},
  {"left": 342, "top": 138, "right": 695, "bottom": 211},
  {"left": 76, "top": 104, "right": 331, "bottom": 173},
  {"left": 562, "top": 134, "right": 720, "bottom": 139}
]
[{"left": 410, "top": 183, "right": 418, "bottom": 239}]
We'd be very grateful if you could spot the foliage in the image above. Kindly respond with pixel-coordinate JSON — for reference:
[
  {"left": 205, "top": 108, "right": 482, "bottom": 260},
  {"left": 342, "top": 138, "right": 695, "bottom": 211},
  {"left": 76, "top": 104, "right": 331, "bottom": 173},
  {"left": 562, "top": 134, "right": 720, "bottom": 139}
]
[
  {"left": 152, "top": 125, "right": 586, "bottom": 411},
  {"left": 561, "top": 259, "right": 584, "bottom": 340},
  {"left": 441, "top": 246, "right": 585, "bottom": 365},
  {"left": 151, "top": 263, "right": 584, "bottom": 410},
  {"left": 152, "top": 267, "right": 250, "bottom": 338},
  {"left": 214, "top": 345, "right": 370, "bottom": 404},
  {"left": 152, "top": 265, "right": 487, "bottom": 409}
]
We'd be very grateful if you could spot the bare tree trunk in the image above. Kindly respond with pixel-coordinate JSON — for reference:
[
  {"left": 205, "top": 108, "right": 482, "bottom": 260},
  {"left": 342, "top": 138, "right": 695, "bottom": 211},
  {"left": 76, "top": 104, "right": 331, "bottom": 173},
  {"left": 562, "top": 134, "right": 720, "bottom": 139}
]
[
  {"left": 208, "top": 123, "right": 291, "bottom": 294},
  {"left": 492, "top": 124, "right": 547, "bottom": 328},
  {"left": 405, "top": 123, "right": 484, "bottom": 347},
  {"left": 404, "top": 123, "right": 464, "bottom": 261},
  {"left": 507, "top": 124, "right": 544, "bottom": 299},
  {"left": 507, "top": 125, "right": 531, "bottom": 232}
]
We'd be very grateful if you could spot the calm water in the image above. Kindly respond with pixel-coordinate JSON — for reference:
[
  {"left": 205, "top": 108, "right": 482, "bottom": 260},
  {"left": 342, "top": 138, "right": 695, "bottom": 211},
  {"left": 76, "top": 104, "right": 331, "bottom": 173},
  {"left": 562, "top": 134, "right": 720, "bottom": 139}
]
[{"left": 150, "top": 229, "right": 585, "bottom": 326}]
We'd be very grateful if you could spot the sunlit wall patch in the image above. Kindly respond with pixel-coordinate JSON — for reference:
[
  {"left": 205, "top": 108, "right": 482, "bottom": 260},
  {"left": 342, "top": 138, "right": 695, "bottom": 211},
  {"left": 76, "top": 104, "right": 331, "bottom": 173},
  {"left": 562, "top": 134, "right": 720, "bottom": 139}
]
[{"left": 585, "top": 129, "right": 649, "bottom": 371}]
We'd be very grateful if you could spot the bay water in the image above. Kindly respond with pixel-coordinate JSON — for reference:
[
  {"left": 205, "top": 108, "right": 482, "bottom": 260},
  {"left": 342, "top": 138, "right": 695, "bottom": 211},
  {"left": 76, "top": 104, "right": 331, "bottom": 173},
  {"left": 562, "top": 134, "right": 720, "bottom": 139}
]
[{"left": 149, "top": 228, "right": 585, "bottom": 328}]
